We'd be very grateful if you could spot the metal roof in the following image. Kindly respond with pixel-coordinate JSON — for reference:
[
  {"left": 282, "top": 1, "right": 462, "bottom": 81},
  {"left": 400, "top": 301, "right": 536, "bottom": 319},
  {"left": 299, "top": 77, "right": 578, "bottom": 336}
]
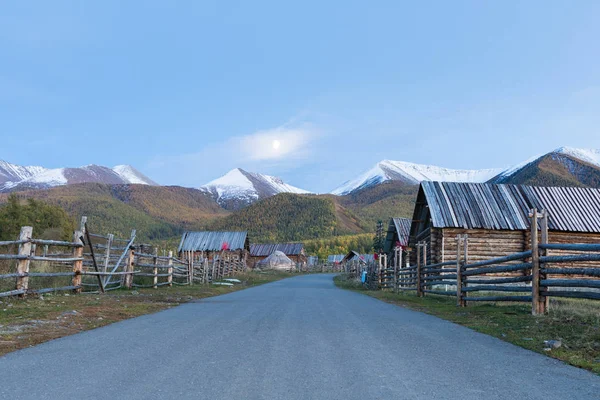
[
  {"left": 419, "top": 181, "right": 600, "bottom": 233},
  {"left": 384, "top": 217, "right": 412, "bottom": 252},
  {"left": 250, "top": 243, "right": 304, "bottom": 257},
  {"left": 521, "top": 185, "right": 600, "bottom": 233},
  {"left": 178, "top": 231, "right": 249, "bottom": 252}
]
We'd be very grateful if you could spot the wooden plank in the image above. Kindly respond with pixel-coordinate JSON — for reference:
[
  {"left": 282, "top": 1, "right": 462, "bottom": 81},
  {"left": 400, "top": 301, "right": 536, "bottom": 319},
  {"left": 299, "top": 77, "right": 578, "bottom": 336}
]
[
  {"left": 462, "top": 285, "right": 531, "bottom": 293},
  {"left": 84, "top": 223, "right": 105, "bottom": 293},
  {"left": 463, "top": 251, "right": 532, "bottom": 269},
  {"left": 531, "top": 209, "right": 542, "bottom": 315},
  {"left": 464, "top": 275, "right": 532, "bottom": 285},
  {"left": 541, "top": 267, "right": 600, "bottom": 277},
  {"left": 466, "top": 296, "right": 532, "bottom": 302},
  {"left": 462, "top": 262, "right": 532, "bottom": 277},
  {"left": 16, "top": 226, "right": 33, "bottom": 296},
  {"left": 153, "top": 248, "right": 158, "bottom": 289},
  {"left": 541, "top": 279, "right": 600, "bottom": 289},
  {"left": 543, "top": 290, "right": 600, "bottom": 300},
  {"left": 168, "top": 251, "right": 173, "bottom": 287},
  {"left": 539, "top": 243, "right": 600, "bottom": 252}
]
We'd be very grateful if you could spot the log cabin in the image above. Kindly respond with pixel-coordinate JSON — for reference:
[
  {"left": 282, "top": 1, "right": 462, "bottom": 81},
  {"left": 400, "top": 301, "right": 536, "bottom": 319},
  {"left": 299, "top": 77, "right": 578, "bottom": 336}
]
[
  {"left": 178, "top": 231, "right": 250, "bottom": 263},
  {"left": 409, "top": 181, "right": 600, "bottom": 265},
  {"left": 383, "top": 217, "right": 412, "bottom": 267}
]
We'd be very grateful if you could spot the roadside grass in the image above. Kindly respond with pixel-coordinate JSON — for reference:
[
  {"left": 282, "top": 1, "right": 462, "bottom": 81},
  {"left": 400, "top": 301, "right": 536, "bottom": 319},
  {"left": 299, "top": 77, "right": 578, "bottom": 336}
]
[
  {"left": 334, "top": 274, "right": 600, "bottom": 375},
  {"left": 0, "top": 271, "right": 291, "bottom": 357}
]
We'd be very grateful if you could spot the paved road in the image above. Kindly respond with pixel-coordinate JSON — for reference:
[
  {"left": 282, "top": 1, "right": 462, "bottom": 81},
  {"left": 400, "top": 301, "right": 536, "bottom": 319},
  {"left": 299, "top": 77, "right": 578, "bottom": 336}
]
[{"left": 1, "top": 274, "right": 599, "bottom": 399}]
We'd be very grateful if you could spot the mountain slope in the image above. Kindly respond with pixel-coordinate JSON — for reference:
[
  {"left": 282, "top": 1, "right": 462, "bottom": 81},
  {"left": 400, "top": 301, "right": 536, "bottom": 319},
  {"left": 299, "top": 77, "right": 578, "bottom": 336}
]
[
  {"left": 333, "top": 160, "right": 502, "bottom": 195},
  {"left": 490, "top": 147, "right": 600, "bottom": 187},
  {"left": 209, "top": 193, "right": 365, "bottom": 242},
  {"left": 338, "top": 181, "right": 419, "bottom": 229},
  {"left": 201, "top": 168, "right": 310, "bottom": 210},
  {"left": 0, "top": 161, "right": 157, "bottom": 192},
  {"left": 0, "top": 183, "right": 228, "bottom": 240}
]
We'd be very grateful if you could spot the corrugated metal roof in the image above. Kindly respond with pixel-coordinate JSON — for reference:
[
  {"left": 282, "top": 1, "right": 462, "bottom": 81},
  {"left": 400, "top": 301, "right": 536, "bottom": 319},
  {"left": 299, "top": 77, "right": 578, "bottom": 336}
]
[
  {"left": 521, "top": 185, "right": 600, "bottom": 233},
  {"left": 178, "top": 231, "right": 248, "bottom": 252},
  {"left": 250, "top": 243, "right": 304, "bottom": 257},
  {"left": 384, "top": 217, "right": 411, "bottom": 252},
  {"left": 422, "top": 181, "right": 531, "bottom": 231},
  {"left": 420, "top": 181, "right": 600, "bottom": 233}
]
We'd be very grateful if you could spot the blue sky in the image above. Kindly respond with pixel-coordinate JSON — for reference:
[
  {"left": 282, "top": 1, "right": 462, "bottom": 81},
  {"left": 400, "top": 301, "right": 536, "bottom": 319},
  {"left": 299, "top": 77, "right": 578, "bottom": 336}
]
[{"left": 1, "top": 1, "right": 600, "bottom": 192}]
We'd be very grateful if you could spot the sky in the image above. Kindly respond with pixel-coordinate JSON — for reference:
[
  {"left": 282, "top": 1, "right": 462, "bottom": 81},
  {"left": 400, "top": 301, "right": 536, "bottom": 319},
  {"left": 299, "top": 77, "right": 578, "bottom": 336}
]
[{"left": 1, "top": 1, "right": 600, "bottom": 193}]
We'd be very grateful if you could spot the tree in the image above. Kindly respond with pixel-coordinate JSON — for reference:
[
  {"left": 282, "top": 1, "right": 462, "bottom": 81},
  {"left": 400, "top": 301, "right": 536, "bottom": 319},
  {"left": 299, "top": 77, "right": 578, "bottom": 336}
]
[{"left": 373, "top": 220, "right": 385, "bottom": 254}]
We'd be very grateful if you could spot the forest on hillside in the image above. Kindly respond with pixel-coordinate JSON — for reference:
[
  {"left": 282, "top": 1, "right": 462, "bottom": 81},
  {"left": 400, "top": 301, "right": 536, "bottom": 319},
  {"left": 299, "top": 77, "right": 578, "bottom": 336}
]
[{"left": 0, "top": 194, "right": 74, "bottom": 241}]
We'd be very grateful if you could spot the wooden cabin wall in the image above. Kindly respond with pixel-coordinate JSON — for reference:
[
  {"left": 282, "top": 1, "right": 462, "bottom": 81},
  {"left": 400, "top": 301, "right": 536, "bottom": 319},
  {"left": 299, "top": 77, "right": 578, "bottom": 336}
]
[
  {"left": 411, "top": 227, "right": 600, "bottom": 276},
  {"left": 439, "top": 229, "right": 527, "bottom": 264},
  {"left": 544, "top": 231, "right": 600, "bottom": 272}
]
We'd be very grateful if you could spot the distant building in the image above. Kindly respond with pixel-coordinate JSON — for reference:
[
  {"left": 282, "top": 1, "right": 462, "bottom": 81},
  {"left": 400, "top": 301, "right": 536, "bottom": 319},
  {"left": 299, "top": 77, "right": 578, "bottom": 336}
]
[
  {"left": 341, "top": 251, "right": 375, "bottom": 265},
  {"left": 248, "top": 243, "right": 306, "bottom": 268},
  {"left": 178, "top": 231, "right": 249, "bottom": 263},
  {"left": 409, "top": 181, "right": 600, "bottom": 265},
  {"left": 383, "top": 217, "right": 412, "bottom": 267},
  {"left": 327, "top": 254, "right": 345, "bottom": 264}
]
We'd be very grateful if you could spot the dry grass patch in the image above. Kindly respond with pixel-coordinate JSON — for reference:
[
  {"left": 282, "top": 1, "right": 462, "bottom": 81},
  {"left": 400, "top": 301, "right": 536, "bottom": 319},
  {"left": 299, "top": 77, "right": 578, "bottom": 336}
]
[{"left": 0, "top": 271, "right": 290, "bottom": 356}]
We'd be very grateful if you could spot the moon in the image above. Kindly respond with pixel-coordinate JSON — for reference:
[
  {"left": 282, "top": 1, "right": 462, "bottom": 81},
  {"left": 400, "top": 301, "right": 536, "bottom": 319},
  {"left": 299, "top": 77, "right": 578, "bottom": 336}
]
[{"left": 272, "top": 140, "right": 281, "bottom": 150}]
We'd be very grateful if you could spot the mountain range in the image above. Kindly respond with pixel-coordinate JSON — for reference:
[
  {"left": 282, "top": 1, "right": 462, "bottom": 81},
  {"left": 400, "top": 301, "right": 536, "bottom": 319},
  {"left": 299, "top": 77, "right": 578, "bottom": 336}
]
[
  {"left": 1, "top": 146, "right": 600, "bottom": 242},
  {"left": 0, "top": 161, "right": 157, "bottom": 192}
]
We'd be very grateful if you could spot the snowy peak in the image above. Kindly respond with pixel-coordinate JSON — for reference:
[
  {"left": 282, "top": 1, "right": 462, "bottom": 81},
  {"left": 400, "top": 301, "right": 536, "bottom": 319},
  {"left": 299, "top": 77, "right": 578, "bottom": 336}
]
[
  {"left": 201, "top": 168, "right": 310, "bottom": 210},
  {"left": 492, "top": 146, "right": 600, "bottom": 183},
  {"left": 0, "top": 160, "right": 47, "bottom": 185},
  {"left": 554, "top": 147, "right": 600, "bottom": 168},
  {"left": 0, "top": 160, "right": 157, "bottom": 192},
  {"left": 332, "top": 160, "right": 502, "bottom": 195},
  {"left": 112, "top": 165, "right": 158, "bottom": 185}
]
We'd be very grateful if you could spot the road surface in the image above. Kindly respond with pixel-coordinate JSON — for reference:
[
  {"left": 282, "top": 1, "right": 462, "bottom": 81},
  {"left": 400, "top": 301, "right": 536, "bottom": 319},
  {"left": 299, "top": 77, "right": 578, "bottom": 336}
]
[{"left": 1, "top": 274, "right": 598, "bottom": 399}]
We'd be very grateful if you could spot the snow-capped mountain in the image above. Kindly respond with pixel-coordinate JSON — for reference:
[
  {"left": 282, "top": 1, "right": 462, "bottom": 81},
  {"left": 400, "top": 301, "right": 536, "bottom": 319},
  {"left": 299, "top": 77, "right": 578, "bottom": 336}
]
[
  {"left": 490, "top": 146, "right": 600, "bottom": 186},
  {"left": 0, "top": 161, "right": 157, "bottom": 192},
  {"left": 332, "top": 160, "right": 503, "bottom": 195},
  {"left": 0, "top": 160, "right": 48, "bottom": 186},
  {"left": 200, "top": 168, "right": 310, "bottom": 210}
]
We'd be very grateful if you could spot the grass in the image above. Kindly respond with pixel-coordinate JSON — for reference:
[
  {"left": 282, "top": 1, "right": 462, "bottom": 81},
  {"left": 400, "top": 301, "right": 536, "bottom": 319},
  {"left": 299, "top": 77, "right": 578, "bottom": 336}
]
[
  {"left": 334, "top": 274, "right": 600, "bottom": 375},
  {"left": 0, "top": 271, "right": 291, "bottom": 356}
]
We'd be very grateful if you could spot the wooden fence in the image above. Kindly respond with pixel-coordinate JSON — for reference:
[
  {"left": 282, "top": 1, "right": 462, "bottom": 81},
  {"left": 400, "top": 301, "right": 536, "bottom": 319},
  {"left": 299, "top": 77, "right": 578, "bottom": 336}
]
[
  {"left": 358, "top": 208, "right": 600, "bottom": 315},
  {"left": 0, "top": 217, "right": 250, "bottom": 298}
]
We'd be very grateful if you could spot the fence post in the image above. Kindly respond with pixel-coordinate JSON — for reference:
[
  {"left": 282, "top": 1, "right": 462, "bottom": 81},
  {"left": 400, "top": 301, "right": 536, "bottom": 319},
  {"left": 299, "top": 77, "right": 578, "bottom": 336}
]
[
  {"left": 456, "top": 235, "right": 465, "bottom": 307},
  {"left": 422, "top": 243, "right": 427, "bottom": 297},
  {"left": 530, "top": 209, "right": 545, "bottom": 315},
  {"left": 16, "top": 226, "right": 33, "bottom": 296},
  {"left": 153, "top": 248, "right": 158, "bottom": 289},
  {"left": 540, "top": 210, "right": 549, "bottom": 312},
  {"left": 168, "top": 250, "right": 173, "bottom": 287},
  {"left": 124, "top": 247, "right": 135, "bottom": 289},
  {"left": 416, "top": 243, "right": 423, "bottom": 297},
  {"left": 72, "top": 230, "right": 84, "bottom": 293}
]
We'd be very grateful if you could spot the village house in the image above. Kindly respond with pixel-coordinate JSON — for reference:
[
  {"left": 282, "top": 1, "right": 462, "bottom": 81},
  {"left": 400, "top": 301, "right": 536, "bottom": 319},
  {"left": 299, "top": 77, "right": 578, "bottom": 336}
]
[
  {"left": 178, "top": 231, "right": 250, "bottom": 263},
  {"left": 383, "top": 217, "right": 412, "bottom": 267},
  {"left": 409, "top": 181, "right": 600, "bottom": 265}
]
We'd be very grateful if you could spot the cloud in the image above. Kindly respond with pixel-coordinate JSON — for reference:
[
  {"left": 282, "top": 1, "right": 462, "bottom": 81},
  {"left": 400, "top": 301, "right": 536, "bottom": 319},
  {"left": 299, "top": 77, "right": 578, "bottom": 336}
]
[
  {"left": 147, "top": 123, "right": 317, "bottom": 187},
  {"left": 237, "top": 126, "right": 313, "bottom": 162}
]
